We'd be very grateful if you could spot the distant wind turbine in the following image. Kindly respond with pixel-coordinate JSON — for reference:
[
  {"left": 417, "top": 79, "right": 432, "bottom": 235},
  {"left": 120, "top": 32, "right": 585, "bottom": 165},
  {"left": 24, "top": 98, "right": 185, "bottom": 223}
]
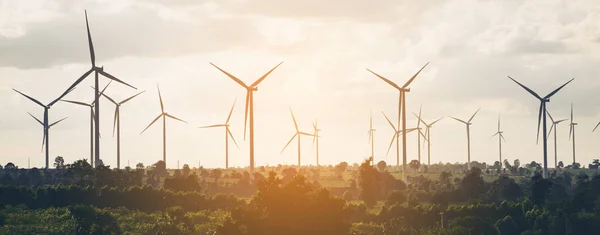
[
  {"left": 449, "top": 108, "right": 481, "bottom": 170},
  {"left": 281, "top": 108, "right": 314, "bottom": 167},
  {"left": 367, "top": 63, "right": 429, "bottom": 181},
  {"left": 140, "top": 85, "right": 187, "bottom": 166},
  {"left": 506, "top": 76, "right": 574, "bottom": 178},
  {"left": 569, "top": 103, "right": 578, "bottom": 165},
  {"left": 55, "top": 10, "right": 137, "bottom": 167},
  {"left": 199, "top": 100, "right": 239, "bottom": 169},
  {"left": 61, "top": 81, "right": 112, "bottom": 165},
  {"left": 414, "top": 105, "right": 428, "bottom": 164},
  {"left": 491, "top": 114, "right": 507, "bottom": 164},
  {"left": 13, "top": 88, "right": 74, "bottom": 168},
  {"left": 368, "top": 111, "right": 376, "bottom": 164},
  {"left": 547, "top": 110, "right": 567, "bottom": 168},
  {"left": 101, "top": 90, "right": 146, "bottom": 169},
  {"left": 414, "top": 115, "right": 443, "bottom": 166},
  {"left": 312, "top": 119, "right": 321, "bottom": 166},
  {"left": 210, "top": 62, "right": 283, "bottom": 177},
  {"left": 381, "top": 111, "right": 418, "bottom": 165}
]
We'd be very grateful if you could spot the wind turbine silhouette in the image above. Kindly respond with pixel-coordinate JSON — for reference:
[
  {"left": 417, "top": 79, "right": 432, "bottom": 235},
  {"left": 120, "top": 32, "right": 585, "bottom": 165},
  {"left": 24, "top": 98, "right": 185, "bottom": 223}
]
[
  {"left": 547, "top": 110, "right": 567, "bottom": 168},
  {"left": 13, "top": 87, "right": 74, "bottom": 168},
  {"left": 381, "top": 111, "right": 418, "bottom": 165},
  {"left": 368, "top": 111, "right": 376, "bottom": 164},
  {"left": 367, "top": 63, "right": 429, "bottom": 181},
  {"left": 506, "top": 76, "right": 574, "bottom": 178},
  {"left": 61, "top": 81, "right": 112, "bottom": 166},
  {"left": 569, "top": 103, "right": 578, "bottom": 165},
  {"left": 210, "top": 62, "right": 283, "bottom": 177},
  {"left": 199, "top": 100, "right": 239, "bottom": 169},
  {"left": 491, "top": 114, "right": 507, "bottom": 164},
  {"left": 101, "top": 90, "right": 146, "bottom": 169},
  {"left": 312, "top": 119, "right": 321, "bottom": 166},
  {"left": 56, "top": 10, "right": 137, "bottom": 167},
  {"left": 450, "top": 108, "right": 481, "bottom": 170},
  {"left": 281, "top": 108, "right": 314, "bottom": 167},
  {"left": 414, "top": 115, "right": 443, "bottom": 166},
  {"left": 415, "top": 105, "right": 428, "bottom": 164},
  {"left": 140, "top": 85, "right": 187, "bottom": 167}
]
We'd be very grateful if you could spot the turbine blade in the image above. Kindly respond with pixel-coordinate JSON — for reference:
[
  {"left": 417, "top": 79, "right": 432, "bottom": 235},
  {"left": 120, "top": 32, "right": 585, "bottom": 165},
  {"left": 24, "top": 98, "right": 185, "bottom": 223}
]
[
  {"left": 386, "top": 132, "right": 397, "bottom": 156},
  {"left": 536, "top": 103, "right": 543, "bottom": 145},
  {"left": 570, "top": 103, "right": 574, "bottom": 124},
  {"left": 243, "top": 91, "right": 250, "bottom": 140},
  {"left": 157, "top": 84, "right": 164, "bottom": 113},
  {"left": 507, "top": 76, "right": 542, "bottom": 100},
  {"left": 61, "top": 100, "right": 90, "bottom": 107},
  {"left": 368, "top": 130, "right": 372, "bottom": 144},
  {"left": 84, "top": 10, "right": 95, "bottom": 67},
  {"left": 300, "top": 132, "right": 313, "bottom": 136},
  {"left": 49, "top": 117, "right": 68, "bottom": 127},
  {"left": 98, "top": 70, "right": 137, "bottom": 90},
  {"left": 366, "top": 69, "right": 401, "bottom": 90},
  {"left": 430, "top": 117, "right": 444, "bottom": 126},
  {"left": 28, "top": 112, "right": 43, "bottom": 126},
  {"left": 449, "top": 116, "right": 467, "bottom": 125},
  {"left": 417, "top": 105, "right": 423, "bottom": 128},
  {"left": 210, "top": 63, "right": 248, "bottom": 88},
  {"left": 557, "top": 119, "right": 568, "bottom": 124},
  {"left": 166, "top": 113, "right": 187, "bottom": 123},
  {"left": 227, "top": 127, "right": 239, "bottom": 149},
  {"left": 498, "top": 114, "right": 501, "bottom": 132},
  {"left": 544, "top": 78, "right": 575, "bottom": 99},
  {"left": 290, "top": 107, "right": 298, "bottom": 131},
  {"left": 13, "top": 89, "right": 45, "bottom": 108},
  {"left": 419, "top": 129, "right": 428, "bottom": 141},
  {"left": 119, "top": 90, "right": 146, "bottom": 105},
  {"left": 501, "top": 133, "right": 507, "bottom": 143},
  {"left": 199, "top": 124, "right": 226, "bottom": 128},
  {"left": 546, "top": 110, "right": 555, "bottom": 123},
  {"left": 251, "top": 61, "right": 284, "bottom": 87},
  {"left": 112, "top": 107, "right": 118, "bottom": 137},
  {"left": 281, "top": 133, "right": 298, "bottom": 154},
  {"left": 41, "top": 129, "right": 46, "bottom": 153},
  {"left": 468, "top": 108, "right": 481, "bottom": 123},
  {"left": 226, "top": 99, "right": 236, "bottom": 124},
  {"left": 381, "top": 111, "right": 397, "bottom": 131},
  {"left": 569, "top": 124, "right": 573, "bottom": 141},
  {"left": 56, "top": 69, "right": 93, "bottom": 103},
  {"left": 402, "top": 62, "right": 429, "bottom": 88},
  {"left": 140, "top": 114, "right": 163, "bottom": 134},
  {"left": 369, "top": 111, "right": 373, "bottom": 130},
  {"left": 100, "top": 91, "right": 118, "bottom": 105},
  {"left": 491, "top": 132, "right": 499, "bottom": 139},
  {"left": 594, "top": 122, "right": 600, "bottom": 132},
  {"left": 547, "top": 124, "right": 554, "bottom": 140}
]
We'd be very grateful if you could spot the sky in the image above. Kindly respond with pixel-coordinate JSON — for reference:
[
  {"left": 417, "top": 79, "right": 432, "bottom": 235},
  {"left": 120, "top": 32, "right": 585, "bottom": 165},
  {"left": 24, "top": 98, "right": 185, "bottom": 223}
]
[{"left": 1, "top": 0, "right": 600, "bottom": 169}]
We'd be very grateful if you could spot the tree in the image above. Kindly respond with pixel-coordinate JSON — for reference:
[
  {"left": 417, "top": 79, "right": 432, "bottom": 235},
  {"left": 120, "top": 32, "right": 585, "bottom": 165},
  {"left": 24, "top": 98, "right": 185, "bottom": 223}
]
[
  {"left": 459, "top": 167, "right": 485, "bottom": 200},
  {"left": 376, "top": 161, "right": 387, "bottom": 172},
  {"left": 334, "top": 162, "right": 349, "bottom": 179},
  {"left": 136, "top": 163, "right": 144, "bottom": 170},
  {"left": 211, "top": 169, "right": 222, "bottom": 181},
  {"left": 54, "top": 156, "right": 65, "bottom": 169},
  {"left": 558, "top": 161, "right": 564, "bottom": 171},
  {"left": 182, "top": 164, "right": 190, "bottom": 177},
  {"left": 4, "top": 162, "right": 16, "bottom": 170},
  {"left": 409, "top": 160, "right": 420, "bottom": 172},
  {"left": 358, "top": 159, "right": 379, "bottom": 207}
]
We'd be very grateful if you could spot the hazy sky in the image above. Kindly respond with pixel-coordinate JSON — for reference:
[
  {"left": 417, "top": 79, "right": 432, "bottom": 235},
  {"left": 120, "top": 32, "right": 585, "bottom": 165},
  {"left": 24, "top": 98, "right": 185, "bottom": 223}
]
[{"left": 2, "top": 0, "right": 600, "bottom": 169}]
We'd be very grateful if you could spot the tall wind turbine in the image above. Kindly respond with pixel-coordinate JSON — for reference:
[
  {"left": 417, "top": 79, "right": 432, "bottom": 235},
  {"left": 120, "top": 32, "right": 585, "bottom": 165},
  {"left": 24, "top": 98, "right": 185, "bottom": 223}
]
[
  {"left": 569, "top": 103, "right": 577, "bottom": 165},
  {"left": 368, "top": 111, "right": 376, "bottom": 164},
  {"left": 312, "top": 120, "right": 321, "bottom": 166},
  {"left": 414, "top": 115, "right": 443, "bottom": 166},
  {"left": 13, "top": 88, "right": 73, "bottom": 168},
  {"left": 61, "top": 81, "right": 112, "bottom": 165},
  {"left": 101, "top": 90, "right": 146, "bottom": 169},
  {"left": 449, "top": 108, "right": 481, "bottom": 170},
  {"left": 547, "top": 110, "right": 567, "bottom": 168},
  {"left": 367, "top": 63, "right": 429, "bottom": 181},
  {"left": 55, "top": 10, "right": 137, "bottom": 167},
  {"left": 415, "top": 105, "right": 428, "bottom": 164},
  {"left": 210, "top": 62, "right": 283, "bottom": 177},
  {"left": 281, "top": 108, "right": 314, "bottom": 167},
  {"left": 507, "top": 76, "right": 574, "bottom": 178},
  {"left": 28, "top": 113, "right": 68, "bottom": 163},
  {"left": 381, "top": 111, "right": 418, "bottom": 169},
  {"left": 140, "top": 85, "right": 187, "bottom": 166},
  {"left": 199, "top": 100, "right": 239, "bottom": 169},
  {"left": 491, "top": 114, "right": 506, "bottom": 164}
]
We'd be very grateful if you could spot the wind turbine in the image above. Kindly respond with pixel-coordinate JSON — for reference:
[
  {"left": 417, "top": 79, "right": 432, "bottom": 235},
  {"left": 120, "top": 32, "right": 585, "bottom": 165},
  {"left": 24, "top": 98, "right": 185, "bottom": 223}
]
[
  {"left": 312, "top": 119, "right": 321, "bottom": 166},
  {"left": 199, "top": 100, "right": 239, "bottom": 169},
  {"left": 449, "top": 108, "right": 481, "bottom": 170},
  {"left": 414, "top": 105, "right": 428, "bottom": 164},
  {"left": 368, "top": 111, "right": 376, "bottom": 164},
  {"left": 55, "top": 10, "right": 137, "bottom": 168},
  {"left": 414, "top": 115, "right": 443, "bottom": 166},
  {"left": 101, "top": 90, "right": 146, "bottom": 169},
  {"left": 210, "top": 62, "right": 283, "bottom": 177},
  {"left": 569, "top": 103, "right": 577, "bottom": 165},
  {"left": 381, "top": 111, "right": 418, "bottom": 169},
  {"left": 367, "top": 63, "right": 429, "bottom": 181},
  {"left": 547, "top": 110, "right": 567, "bottom": 168},
  {"left": 281, "top": 108, "right": 314, "bottom": 167},
  {"left": 506, "top": 76, "right": 574, "bottom": 178},
  {"left": 140, "top": 85, "right": 187, "bottom": 166},
  {"left": 491, "top": 114, "right": 507, "bottom": 164},
  {"left": 61, "top": 81, "right": 112, "bottom": 165},
  {"left": 13, "top": 88, "right": 74, "bottom": 168}
]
